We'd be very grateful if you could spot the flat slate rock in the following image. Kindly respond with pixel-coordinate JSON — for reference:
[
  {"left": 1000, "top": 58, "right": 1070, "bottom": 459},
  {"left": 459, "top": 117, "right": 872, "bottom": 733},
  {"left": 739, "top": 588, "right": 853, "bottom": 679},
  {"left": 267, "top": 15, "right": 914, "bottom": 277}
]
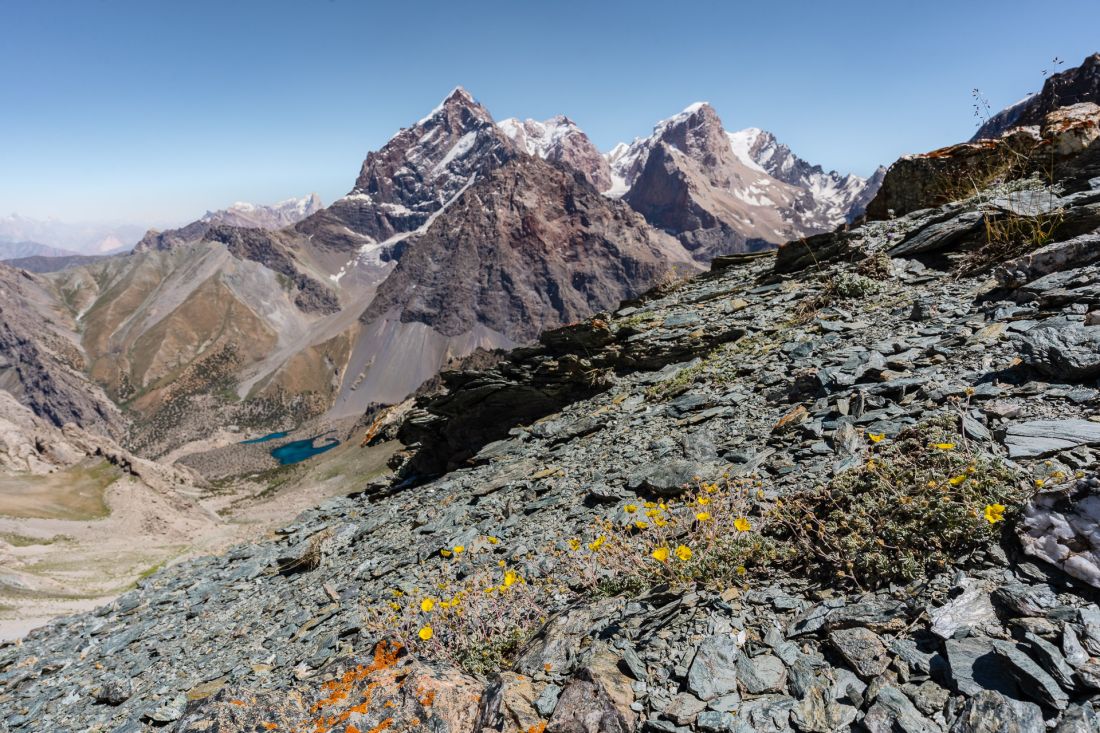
[{"left": 1003, "top": 419, "right": 1100, "bottom": 458}]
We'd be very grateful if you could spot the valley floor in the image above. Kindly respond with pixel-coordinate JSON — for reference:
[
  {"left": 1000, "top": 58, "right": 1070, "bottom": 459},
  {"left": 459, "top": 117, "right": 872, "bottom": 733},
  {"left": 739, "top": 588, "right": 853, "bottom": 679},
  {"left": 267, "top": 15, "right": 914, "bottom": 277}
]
[{"left": 0, "top": 426, "right": 397, "bottom": 640}]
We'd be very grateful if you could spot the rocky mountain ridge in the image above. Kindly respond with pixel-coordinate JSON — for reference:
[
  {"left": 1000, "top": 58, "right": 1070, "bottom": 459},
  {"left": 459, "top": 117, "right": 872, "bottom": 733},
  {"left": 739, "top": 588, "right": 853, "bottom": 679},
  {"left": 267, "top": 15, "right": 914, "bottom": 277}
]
[
  {"left": 133, "top": 193, "right": 323, "bottom": 253},
  {"left": 728, "top": 127, "right": 885, "bottom": 223},
  {"left": 607, "top": 104, "right": 881, "bottom": 258},
  {"left": 3, "top": 81, "right": 1100, "bottom": 733}
]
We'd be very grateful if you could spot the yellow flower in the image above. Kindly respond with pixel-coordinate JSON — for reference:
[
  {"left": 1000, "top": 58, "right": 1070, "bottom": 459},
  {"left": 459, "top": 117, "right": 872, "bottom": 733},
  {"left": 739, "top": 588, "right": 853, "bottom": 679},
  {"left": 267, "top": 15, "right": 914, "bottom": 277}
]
[
  {"left": 588, "top": 535, "right": 606, "bottom": 551},
  {"left": 624, "top": 504, "right": 638, "bottom": 513},
  {"left": 634, "top": 521, "right": 649, "bottom": 530},
  {"left": 418, "top": 625, "right": 434, "bottom": 641},
  {"left": 695, "top": 512, "right": 711, "bottom": 522},
  {"left": 734, "top": 517, "right": 751, "bottom": 532},
  {"left": 503, "top": 570, "right": 518, "bottom": 587},
  {"left": 697, "top": 497, "right": 711, "bottom": 506},
  {"left": 654, "top": 517, "right": 668, "bottom": 527},
  {"left": 643, "top": 501, "right": 657, "bottom": 508},
  {"left": 420, "top": 598, "right": 435, "bottom": 613},
  {"left": 1034, "top": 478, "right": 1045, "bottom": 488},
  {"left": 487, "top": 536, "right": 499, "bottom": 545},
  {"left": 568, "top": 538, "right": 581, "bottom": 551},
  {"left": 452, "top": 545, "right": 465, "bottom": 555},
  {"left": 645, "top": 509, "right": 659, "bottom": 518},
  {"left": 651, "top": 546, "right": 670, "bottom": 562},
  {"left": 704, "top": 483, "right": 717, "bottom": 494},
  {"left": 440, "top": 548, "right": 452, "bottom": 558},
  {"left": 735, "top": 565, "right": 747, "bottom": 576},
  {"left": 934, "top": 443, "right": 956, "bottom": 451},
  {"left": 674, "top": 545, "right": 692, "bottom": 562},
  {"left": 867, "top": 460, "right": 877, "bottom": 470},
  {"left": 948, "top": 475, "right": 966, "bottom": 486},
  {"left": 984, "top": 503, "right": 1006, "bottom": 524},
  {"left": 867, "top": 432, "right": 885, "bottom": 443}
]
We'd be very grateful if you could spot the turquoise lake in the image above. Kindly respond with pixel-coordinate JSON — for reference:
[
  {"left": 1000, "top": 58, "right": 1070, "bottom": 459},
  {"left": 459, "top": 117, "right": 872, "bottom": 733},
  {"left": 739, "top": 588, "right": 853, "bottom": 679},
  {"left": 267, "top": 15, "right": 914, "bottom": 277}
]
[{"left": 270, "top": 434, "right": 340, "bottom": 465}]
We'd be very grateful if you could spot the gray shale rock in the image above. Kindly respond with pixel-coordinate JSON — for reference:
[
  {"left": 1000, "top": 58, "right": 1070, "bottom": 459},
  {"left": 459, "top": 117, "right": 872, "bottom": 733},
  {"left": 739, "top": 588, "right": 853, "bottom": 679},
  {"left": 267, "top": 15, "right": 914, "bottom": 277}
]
[
  {"left": 829, "top": 627, "right": 890, "bottom": 679},
  {"left": 948, "top": 689, "right": 1044, "bottom": 733},
  {"left": 1018, "top": 324, "right": 1100, "bottom": 381},
  {"left": 687, "top": 635, "right": 741, "bottom": 701},
  {"left": 1003, "top": 419, "right": 1100, "bottom": 458}
]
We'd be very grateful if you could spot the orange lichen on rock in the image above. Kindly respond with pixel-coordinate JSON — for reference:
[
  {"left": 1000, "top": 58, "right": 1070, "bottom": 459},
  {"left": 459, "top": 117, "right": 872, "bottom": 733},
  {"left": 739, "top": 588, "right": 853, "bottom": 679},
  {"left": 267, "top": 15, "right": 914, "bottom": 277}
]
[{"left": 367, "top": 718, "right": 394, "bottom": 733}]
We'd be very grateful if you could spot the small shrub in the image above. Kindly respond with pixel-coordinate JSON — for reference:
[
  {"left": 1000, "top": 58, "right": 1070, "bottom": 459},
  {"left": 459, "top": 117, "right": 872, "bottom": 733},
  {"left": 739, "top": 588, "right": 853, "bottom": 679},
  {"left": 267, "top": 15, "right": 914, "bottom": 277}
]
[
  {"left": 777, "top": 415, "right": 1025, "bottom": 589},
  {"left": 563, "top": 476, "right": 792, "bottom": 593},
  {"left": 793, "top": 270, "right": 882, "bottom": 324},
  {"left": 364, "top": 561, "right": 549, "bottom": 678}
]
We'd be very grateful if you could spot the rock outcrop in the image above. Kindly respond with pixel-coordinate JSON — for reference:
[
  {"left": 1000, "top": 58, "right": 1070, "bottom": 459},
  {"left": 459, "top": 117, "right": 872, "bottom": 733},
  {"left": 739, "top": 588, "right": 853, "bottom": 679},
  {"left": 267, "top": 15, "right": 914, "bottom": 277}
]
[
  {"left": 500, "top": 115, "right": 613, "bottom": 191},
  {"left": 973, "top": 53, "right": 1100, "bottom": 141}
]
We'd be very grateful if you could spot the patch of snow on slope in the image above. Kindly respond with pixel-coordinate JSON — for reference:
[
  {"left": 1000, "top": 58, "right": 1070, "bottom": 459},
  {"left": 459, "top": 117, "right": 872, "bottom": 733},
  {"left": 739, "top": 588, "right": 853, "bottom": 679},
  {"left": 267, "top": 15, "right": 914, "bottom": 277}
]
[
  {"left": 726, "top": 128, "right": 767, "bottom": 174},
  {"left": 432, "top": 131, "right": 478, "bottom": 176}
]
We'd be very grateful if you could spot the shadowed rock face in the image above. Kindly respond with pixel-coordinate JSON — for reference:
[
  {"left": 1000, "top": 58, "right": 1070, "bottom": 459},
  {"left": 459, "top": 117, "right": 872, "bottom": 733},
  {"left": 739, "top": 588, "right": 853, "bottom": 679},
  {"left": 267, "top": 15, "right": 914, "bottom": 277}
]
[{"left": 362, "top": 154, "right": 698, "bottom": 342}]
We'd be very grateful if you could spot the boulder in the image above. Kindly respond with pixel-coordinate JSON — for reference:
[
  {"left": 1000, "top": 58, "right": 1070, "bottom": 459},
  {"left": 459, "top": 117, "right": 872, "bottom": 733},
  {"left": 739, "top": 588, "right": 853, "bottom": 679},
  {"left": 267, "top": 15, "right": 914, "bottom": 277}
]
[{"left": 1017, "top": 325, "right": 1100, "bottom": 381}]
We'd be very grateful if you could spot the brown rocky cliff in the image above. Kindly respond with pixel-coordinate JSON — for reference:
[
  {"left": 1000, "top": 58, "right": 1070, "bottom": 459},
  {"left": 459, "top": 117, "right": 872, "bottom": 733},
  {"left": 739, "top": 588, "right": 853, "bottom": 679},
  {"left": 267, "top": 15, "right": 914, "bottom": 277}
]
[{"left": 362, "top": 155, "right": 697, "bottom": 342}]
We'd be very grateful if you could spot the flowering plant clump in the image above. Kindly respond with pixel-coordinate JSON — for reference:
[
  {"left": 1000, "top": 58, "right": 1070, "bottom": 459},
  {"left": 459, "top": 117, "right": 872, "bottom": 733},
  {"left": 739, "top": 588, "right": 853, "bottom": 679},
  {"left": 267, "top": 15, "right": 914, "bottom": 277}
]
[
  {"left": 562, "top": 475, "right": 791, "bottom": 594},
  {"left": 778, "top": 415, "right": 1026, "bottom": 589},
  {"left": 362, "top": 553, "right": 548, "bottom": 677}
]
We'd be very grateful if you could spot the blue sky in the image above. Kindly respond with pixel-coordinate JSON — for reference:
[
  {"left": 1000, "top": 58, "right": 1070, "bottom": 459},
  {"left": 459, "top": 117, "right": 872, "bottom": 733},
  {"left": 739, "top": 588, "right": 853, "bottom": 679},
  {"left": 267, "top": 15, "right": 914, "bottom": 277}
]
[{"left": 3, "top": 0, "right": 1099, "bottom": 224}]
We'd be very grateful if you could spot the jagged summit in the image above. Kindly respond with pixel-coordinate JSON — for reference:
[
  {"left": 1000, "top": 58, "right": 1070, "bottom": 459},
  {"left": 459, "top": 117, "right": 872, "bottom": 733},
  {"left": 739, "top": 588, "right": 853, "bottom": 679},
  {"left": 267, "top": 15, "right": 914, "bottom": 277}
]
[
  {"left": 416, "top": 86, "right": 485, "bottom": 125},
  {"left": 498, "top": 114, "right": 612, "bottom": 191},
  {"left": 304, "top": 85, "right": 515, "bottom": 250}
]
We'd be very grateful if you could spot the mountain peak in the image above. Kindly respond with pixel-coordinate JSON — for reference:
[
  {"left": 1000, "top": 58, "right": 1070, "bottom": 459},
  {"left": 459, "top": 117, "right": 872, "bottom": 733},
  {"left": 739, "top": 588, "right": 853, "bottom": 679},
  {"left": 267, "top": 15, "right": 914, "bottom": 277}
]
[
  {"left": 417, "top": 86, "right": 490, "bottom": 126},
  {"left": 497, "top": 116, "right": 612, "bottom": 191}
]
